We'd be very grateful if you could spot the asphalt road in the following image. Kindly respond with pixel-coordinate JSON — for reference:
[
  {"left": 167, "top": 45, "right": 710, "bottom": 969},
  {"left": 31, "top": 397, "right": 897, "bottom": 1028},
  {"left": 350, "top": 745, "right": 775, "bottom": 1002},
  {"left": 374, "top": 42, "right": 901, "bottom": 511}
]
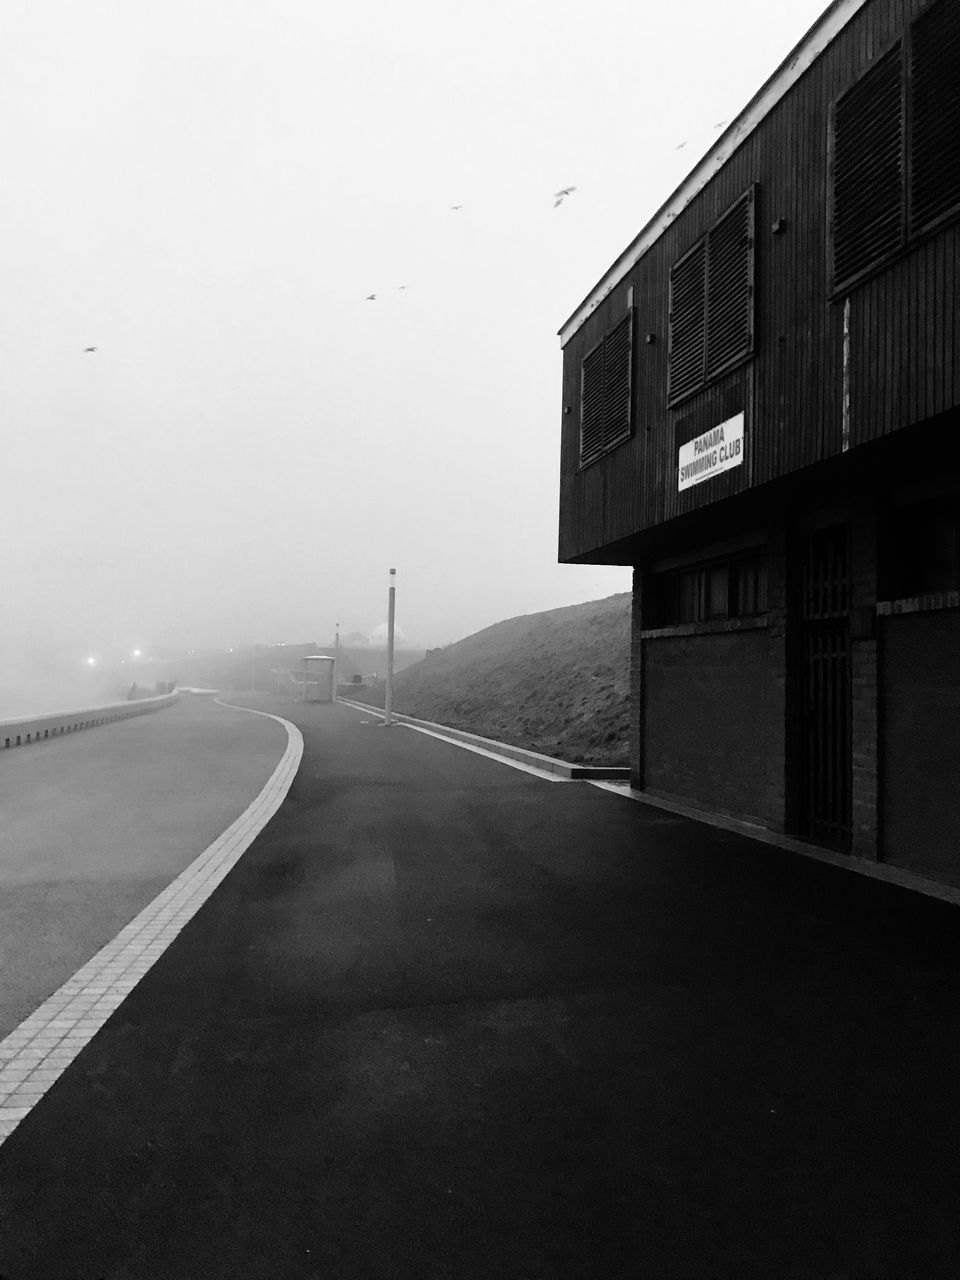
[
  {"left": 2, "top": 698, "right": 960, "bottom": 1279},
  {"left": 0, "top": 695, "right": 287, "bottom": 1037}
]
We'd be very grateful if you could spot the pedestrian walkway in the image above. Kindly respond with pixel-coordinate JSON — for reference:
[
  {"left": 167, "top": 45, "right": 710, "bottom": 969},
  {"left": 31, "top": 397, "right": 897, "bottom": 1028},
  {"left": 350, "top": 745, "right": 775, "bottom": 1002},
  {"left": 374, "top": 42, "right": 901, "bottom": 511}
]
[{"left": 1, "top": 697, "right": 960, "bottom": 1279}]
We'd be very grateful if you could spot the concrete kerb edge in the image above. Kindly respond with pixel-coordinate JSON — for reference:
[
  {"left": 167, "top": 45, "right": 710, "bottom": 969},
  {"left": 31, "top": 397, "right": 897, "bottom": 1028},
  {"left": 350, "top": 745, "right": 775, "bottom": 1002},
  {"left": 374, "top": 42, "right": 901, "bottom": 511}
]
[
  {"left": 335, "top": 697, "right": 629, "bottom": 780},
  {"left": 338, "top": 698, "right": 960, "bottom": 909},
  {"left": 1, "top": 691, "right": 179, "bottom": 751}
]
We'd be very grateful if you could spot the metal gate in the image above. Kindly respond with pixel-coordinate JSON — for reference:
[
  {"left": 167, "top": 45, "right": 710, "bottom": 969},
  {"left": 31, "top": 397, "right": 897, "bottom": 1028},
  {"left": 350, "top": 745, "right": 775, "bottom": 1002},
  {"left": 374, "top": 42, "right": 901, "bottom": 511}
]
[{"left": 798, "top": 527, "right": 852, "bottom": 851}]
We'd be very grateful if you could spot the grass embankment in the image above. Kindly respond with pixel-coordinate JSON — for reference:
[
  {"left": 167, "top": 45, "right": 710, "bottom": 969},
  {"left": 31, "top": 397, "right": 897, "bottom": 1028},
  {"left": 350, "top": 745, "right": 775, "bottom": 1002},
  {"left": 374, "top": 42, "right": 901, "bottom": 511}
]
[{"left": 349, "top": 593, "right": 630, "bottom": 766}]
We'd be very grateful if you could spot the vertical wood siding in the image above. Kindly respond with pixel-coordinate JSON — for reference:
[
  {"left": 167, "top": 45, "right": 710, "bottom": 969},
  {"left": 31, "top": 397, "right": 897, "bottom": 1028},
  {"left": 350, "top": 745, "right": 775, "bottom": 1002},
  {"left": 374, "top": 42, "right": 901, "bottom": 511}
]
[{"left": 559, "top": 0, "right": 959, "bottom": 563}]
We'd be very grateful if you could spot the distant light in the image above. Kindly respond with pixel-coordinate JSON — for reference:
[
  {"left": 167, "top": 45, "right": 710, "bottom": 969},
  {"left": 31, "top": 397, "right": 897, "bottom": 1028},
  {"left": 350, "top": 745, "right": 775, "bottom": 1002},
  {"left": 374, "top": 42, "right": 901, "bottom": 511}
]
[
  {"left": 133, "top": 648, "right": 142, "bottom": 658},
  {"left": 86, "top": 656, "right": 97, "bottom": 667}
]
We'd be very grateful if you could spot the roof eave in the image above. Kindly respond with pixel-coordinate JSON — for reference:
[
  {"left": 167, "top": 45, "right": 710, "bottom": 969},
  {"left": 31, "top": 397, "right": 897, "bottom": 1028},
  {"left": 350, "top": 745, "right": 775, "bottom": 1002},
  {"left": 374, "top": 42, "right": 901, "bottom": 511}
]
[{"left": 558, "top": 0, "right": 869, "bottom": 349}]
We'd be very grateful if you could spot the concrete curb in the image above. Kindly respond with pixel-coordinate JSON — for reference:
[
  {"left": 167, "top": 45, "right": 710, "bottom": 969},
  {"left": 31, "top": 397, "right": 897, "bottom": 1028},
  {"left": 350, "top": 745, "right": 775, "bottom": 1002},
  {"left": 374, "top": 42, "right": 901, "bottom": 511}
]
[
  {"left": 335, "top": 698, "right": 630, "bottom": 781},
  {"left": 591, "top": 781, "right": 960, "bottom": 909},
  {"left": 1, "top": 692, "right": 179, "bottom": 750},
  {"left": 340, "top": 699, "right": 960, "bottom": 908}
]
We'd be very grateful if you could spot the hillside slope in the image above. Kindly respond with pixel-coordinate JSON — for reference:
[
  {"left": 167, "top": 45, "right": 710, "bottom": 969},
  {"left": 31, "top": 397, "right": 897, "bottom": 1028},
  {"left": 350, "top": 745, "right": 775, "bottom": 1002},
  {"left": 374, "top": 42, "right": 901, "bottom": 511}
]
[{"left": 351, "top": 593, "right": 631, "bottom": 765}]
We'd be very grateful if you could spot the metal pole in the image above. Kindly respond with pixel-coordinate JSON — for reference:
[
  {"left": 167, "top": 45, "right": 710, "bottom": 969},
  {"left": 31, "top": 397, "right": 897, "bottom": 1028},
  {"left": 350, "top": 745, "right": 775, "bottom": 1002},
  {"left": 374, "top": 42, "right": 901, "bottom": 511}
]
[
  {"left": 384, "top": 569, "right": 396, "bottom": 725},
  {"left": 333, "top": 622, "right": 340, "bottom": 704}
]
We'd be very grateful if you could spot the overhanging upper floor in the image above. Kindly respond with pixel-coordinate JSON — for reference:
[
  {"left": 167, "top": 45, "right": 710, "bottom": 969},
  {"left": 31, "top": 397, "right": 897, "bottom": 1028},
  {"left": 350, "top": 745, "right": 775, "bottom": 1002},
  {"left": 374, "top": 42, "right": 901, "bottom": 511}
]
[{"left": 558, "top": 0, "right": 960, "bottom": 565}]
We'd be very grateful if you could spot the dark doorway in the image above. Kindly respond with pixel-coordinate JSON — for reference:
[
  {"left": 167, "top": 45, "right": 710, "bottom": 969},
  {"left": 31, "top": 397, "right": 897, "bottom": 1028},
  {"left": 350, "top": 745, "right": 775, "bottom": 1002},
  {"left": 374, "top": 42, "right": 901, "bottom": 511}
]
[{"left": 795, "top": 526, "right": 852, "bottom": 851}]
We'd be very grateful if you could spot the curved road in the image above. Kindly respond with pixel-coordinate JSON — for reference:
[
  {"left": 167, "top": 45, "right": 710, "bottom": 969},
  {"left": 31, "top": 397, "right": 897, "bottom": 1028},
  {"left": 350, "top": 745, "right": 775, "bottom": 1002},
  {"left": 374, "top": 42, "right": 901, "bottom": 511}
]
[
  {"left": 1, "top": 697, "right": 960, "bottom": 1278},
  {"left": 0, "top": 695, "right": 288, "bottom": 1037}
]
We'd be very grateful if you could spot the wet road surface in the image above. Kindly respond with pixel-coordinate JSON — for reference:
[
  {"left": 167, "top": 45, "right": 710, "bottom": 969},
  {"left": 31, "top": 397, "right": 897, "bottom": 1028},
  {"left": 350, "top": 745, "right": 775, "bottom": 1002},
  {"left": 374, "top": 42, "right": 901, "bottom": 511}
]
[
  {"left": 0, "top": 695, "right": 287, "bottom": 1037},
  {"left": 1, "top": 698, "right": 960, "bottom": 1279}
]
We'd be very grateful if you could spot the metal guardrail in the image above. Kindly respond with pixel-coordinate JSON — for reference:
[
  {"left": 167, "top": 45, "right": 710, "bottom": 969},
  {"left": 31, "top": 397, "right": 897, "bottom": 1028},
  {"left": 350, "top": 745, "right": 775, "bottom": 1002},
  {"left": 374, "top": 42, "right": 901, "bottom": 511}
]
[{"left": 1, "top": 692, "right": 179, "bottom": 750}]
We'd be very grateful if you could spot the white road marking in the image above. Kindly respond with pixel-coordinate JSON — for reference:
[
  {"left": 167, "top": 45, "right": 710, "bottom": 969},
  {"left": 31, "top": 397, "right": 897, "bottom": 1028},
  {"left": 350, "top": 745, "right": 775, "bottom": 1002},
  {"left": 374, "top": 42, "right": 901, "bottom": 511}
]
[
  {"left": 0, "top": 705, "right": 303, "bottom": 1146},
  {"left": 337, "top": 699, "right": 565, "bottom": 781},
  {"left": 588, "top": 780, "right": 633, "bottom": 798},
  {"left": 401, "top": 723, "right": 564, "bottom": 781}
]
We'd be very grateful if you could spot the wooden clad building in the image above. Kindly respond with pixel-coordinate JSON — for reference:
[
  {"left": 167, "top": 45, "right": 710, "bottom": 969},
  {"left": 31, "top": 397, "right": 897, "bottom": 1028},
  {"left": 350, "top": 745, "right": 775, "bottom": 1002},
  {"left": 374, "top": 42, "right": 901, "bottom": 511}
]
[{"left": 557, "top": 0, "right": 960, "bottom": 884}]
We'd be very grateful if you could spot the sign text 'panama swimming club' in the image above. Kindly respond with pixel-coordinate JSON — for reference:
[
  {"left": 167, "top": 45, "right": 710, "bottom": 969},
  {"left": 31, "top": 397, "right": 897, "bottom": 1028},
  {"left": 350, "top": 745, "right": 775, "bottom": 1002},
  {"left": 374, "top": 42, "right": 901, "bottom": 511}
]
[{"left": 677, "top": 412, "right": 745, "bottom": 492}]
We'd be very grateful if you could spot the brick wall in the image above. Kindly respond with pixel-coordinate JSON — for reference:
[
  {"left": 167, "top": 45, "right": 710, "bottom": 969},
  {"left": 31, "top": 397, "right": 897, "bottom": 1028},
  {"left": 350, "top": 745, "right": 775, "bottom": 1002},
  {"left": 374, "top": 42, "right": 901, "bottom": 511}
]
[
  {"left": 644, "top": 628, "right": 781, "bottom": 826},
  {"left": 881, "top": 609, "right": 960, "bottom": 882},
  {"left": 850, "top": 507, "right": 879, "bottom": 858},
  {"left": 619, "top": 477, "right": 949, "bottom": 873},
  {"left": 764, "top": 526, "right": 789, "bottom": 831},
  {"left": 629, "top": 568, "right": 644, "bottom": 790}
]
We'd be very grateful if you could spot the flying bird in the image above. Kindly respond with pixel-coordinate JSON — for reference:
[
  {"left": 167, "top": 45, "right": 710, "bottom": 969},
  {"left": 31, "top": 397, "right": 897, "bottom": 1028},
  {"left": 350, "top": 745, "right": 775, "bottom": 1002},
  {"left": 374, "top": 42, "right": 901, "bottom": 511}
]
[
  {"left": 397, "top": 285, "right": 408, "bottom": 291},
  {"left": 675, "top": 140, "right": 688, "bottom": 150},
  {"left": 450, "top": 204, "right": 463, "bottom": 211},
  {"left": 365, "top": 293, "right": 376, "bottom": 301},
  {"left": 83, "top": 346, "right": 97, "bottom": 352},
  {"left": 714, "top": 120, "right": 728, "bottom": 129},
  {"left": 553, "top": 186, "right": 576, "bottom": 207}
]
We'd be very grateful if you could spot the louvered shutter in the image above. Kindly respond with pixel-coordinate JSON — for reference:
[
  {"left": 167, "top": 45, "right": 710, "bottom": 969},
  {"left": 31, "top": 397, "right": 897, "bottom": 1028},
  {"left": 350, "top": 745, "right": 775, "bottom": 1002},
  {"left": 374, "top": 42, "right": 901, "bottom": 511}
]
[
  {"left": 669, "top": 241, "right": 706, "bottom": 404},
  {"left": 602, "top": 312, "right": 632, "bottom": 450},
  {"left": 579, "top": 312, "right": 633, "bottom": 467},
  {"left": 910, "top": 0, "right": 960, "bottom": 232},
  {"left": 832, "top": 45, "right": 904, "bottom": 288},
  {"left": 579, "top": 341, "right": 606, "bottom": 466},
  {"left": 706, "top": 191, "right": 754, "bottom": 378}
]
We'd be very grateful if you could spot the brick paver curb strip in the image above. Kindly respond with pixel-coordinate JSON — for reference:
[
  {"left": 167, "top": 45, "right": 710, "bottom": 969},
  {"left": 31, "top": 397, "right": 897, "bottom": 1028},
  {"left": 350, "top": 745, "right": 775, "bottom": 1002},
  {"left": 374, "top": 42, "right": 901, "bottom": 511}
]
[{"left": 0, "top": 702, "right": 303, "bottom": 1146}]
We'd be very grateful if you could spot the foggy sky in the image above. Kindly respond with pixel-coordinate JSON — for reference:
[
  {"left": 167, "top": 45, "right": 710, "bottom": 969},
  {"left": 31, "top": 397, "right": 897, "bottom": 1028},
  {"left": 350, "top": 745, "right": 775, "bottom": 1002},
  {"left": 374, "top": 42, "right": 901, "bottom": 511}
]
[{"left": 1, "top": 0, "right": 828, "bottom": 669}]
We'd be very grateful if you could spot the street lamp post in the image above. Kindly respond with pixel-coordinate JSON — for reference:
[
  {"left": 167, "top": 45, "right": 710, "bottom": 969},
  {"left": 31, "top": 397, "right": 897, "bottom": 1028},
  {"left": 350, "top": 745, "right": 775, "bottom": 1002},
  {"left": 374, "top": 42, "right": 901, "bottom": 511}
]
[
  {"left": 334, "top": 622, "right": 340, "bottom": 705},
  {"left": 384, "top": 569, "right": 396, "bottom": 725}
]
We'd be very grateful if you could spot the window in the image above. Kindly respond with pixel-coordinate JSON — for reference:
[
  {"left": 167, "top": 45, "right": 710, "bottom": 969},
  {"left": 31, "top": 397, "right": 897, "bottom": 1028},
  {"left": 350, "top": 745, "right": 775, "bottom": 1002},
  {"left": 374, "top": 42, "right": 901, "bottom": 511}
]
[
  {"left": 731, "top": 553, "right": 766, "bottom": 616},
  {"left": 654, "top": 549, "right": 768, "bottom": 626},
  {"left": 579, "top": 310, "right": 633, "bottom": 467},
  {"left": 831, "top": 0, "right": 960, "bottom": 291},
  {"left": 668, "top": 188, "right": 755, "bottom": 406}
]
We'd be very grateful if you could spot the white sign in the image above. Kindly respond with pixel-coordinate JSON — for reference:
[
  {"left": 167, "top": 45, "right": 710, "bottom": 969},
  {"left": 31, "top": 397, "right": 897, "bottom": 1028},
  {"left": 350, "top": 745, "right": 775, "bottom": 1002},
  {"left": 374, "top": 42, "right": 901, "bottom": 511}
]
[{"left": 677, "top": 412, "right": 745, "bottom": 492}]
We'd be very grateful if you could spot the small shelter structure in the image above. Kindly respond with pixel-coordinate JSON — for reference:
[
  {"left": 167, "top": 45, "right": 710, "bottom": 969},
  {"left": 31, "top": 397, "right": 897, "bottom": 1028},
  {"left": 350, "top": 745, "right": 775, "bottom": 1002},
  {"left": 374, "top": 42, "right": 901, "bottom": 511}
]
[{"left": 302, "top": 654, "right": 336, "bottom": 703}]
